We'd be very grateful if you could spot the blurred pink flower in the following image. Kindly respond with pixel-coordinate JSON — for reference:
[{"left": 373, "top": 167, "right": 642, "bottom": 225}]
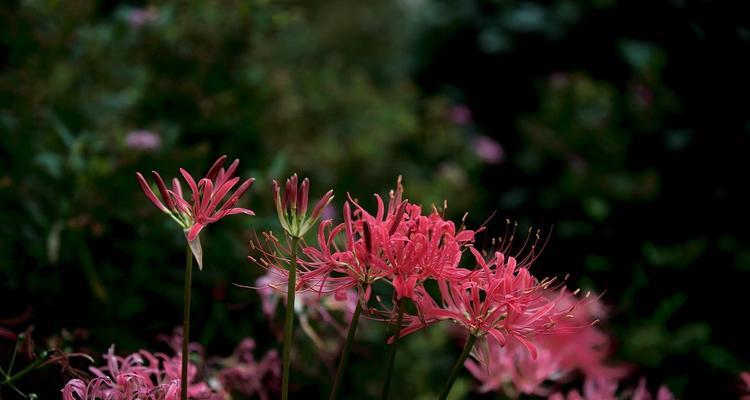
[
  {"left": 61, "top": 345, "right": 222, "bottom": 400},
  {"left": 321, "top": 203, "right": 337, "bottom": 221},
  {"left": 126, "top": 8, "right": 159, "bottom": 27},
  {"left": 126, "top": 130, "right": 161, "bottom": 151},
  {"left": 472, "top": 135, "right": 505, "bottom": 164},
  {"left": 449, "top": 105, "right": 473, "bottom": 125},
  {"left": 740, "top": 372, "right": 750, "bottom": 400},
  {"left": 548, "top": 377, "right": 674, "bottom": 400},
  {"left": 61, "top": 332, "right": 281, "bottom": 399},
  {"left": 217, "top": 338, "right": 280, "bottom": 400}
]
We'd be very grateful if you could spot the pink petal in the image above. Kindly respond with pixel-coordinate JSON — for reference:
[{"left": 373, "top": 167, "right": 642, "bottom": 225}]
[{"left": 136, "top": 172, "right": 168, "bottom": 212}]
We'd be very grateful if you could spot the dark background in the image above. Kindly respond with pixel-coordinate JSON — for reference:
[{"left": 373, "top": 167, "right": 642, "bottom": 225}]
[{"left": 1, "top": 0, "right": 749, "bottom": 398}]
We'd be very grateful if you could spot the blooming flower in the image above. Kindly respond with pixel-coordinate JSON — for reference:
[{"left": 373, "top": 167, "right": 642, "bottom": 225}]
[
  {"left": 399, "top": 245, "right": 567, "bottom": 358},
  {"left": 62, "top": 332, "right": 280, "bottom": 400},
  {"left": 61, "top": 345, "right": 221, "bottom": 400},
  {"left": 136, "top": 155, "right": 254, "bottom": 268},
  {"left": 465, "top": 293, "right": 627, "bottom": 396}
]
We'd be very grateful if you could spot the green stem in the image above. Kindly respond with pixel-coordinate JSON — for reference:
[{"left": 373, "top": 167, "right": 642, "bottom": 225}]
[
  {"left": 7, "top": 334, "right": 23, "bottom": 376},
  {"left": 181, "top": 244, "right": 193, "bottom": 400},
  {"left": 329, "top": 293, "right": 364, "bottom": 400},
  {"left": 281, "top": 236, "right": 299, "bottom": 400},
  {"left": 438, "top": 334, "right": 478, "bottom": 400},
  {"left": 1, "top": 351, "right": 49, "bottom": 386},
  {"left": 381, "top": 297, "right": 406, "bottom": 400}
]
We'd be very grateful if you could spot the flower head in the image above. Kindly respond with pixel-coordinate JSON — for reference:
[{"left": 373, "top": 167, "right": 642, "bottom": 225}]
[
  {"left": 61, "top": 345, "right": 220, "bottom": 400},
  {"left": 136, "top": 155, "right": 254, "bottom": 268},
  {"left": 465, "top": 292, "right": 627, "bottom": 396},
  {"left": 397, "top": 232, "right": 569, "bottom": 358}
]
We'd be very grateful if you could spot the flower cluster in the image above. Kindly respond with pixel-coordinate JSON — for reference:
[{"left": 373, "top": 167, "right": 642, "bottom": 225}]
[
  {"left": 62, "top": 345, "right": 216, "bottom": 400},
  {"left": 62, "top": 333, "right": 279, "bottom": 400},
  {"left": 252, "top": 178, "right": 580, "bottom": 381}
]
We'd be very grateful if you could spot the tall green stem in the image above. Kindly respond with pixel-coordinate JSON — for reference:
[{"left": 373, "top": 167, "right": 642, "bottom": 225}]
[
  {"left": 282, "top": 236, "right": 299, "bottom": 400},
  {"left": 181, "top": 244, "right": 193, "bottom": 400},
  {"left": 329, "top": 293, "right": 364, "bottom": 400},
  {"left": 381, "top": 297, "right": 406, "bottom": 400},
  {"left": 438, "top": 334, "right": 478, "bottom": 400}
]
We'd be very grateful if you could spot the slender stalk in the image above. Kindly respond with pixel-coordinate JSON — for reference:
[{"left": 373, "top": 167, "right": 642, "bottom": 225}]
[
  {"left": 181, "top": 244, "right": 193, "bottom": 400},
  {"left": 329, "top": 294, "right": 364, "bottom": 400},
  {"left": 381, "top": 297, "right": 406, "bottom": 400},
  {"left": 7, "top": 334, "right": 23, "bottom": 376},
  {"left": 1, "top": 351, "right": 49, "bottom": 386},
  {"left": 438, "top": 334, "right": 478, "bottom": 400},
  {"left": 282, "top": 236, "right": 300, "bottom": 400}
]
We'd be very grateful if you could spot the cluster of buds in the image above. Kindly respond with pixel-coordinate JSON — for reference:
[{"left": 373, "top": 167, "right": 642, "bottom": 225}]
[{"left": 273, "top": 174, "right": 334, "bottom": 239}]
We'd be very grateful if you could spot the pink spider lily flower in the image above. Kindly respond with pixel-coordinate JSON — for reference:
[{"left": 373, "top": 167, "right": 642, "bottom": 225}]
[
  {"left": 381, "top": 208, "right": 475, "bottom": 301},
  {"left": 342, "top": 178, "right": 475, "bottom": 302},
  {"left": 297, "top": 201, "right": 397, "bottom": 303},
  {"left": 465, "top": 292, "right": 627, "bottom": 396},
  {"left": 548, "top": 377, "right": 675, "bottom": 400},
  {"left": 397, "top": 245, "right": 568, "bottom": 359},
  {"left": 61, "top": 345, "right": 223, "bottom": 400},
  {"left": 216, "top": 338, "right": 281, "bottom": 400},
  {"left": 136, "top": 155, "right": 255, "bottom": 268},
  {"left": 741, "top": 372, "right": 750, "bottom": 400},
  {"left": 273, "top": 174, "right": 334, "bottom": 238},
  {"left": 252, "top": 201, "right": 385, "bottom": 303},
  {"left": 466, "top": 337, "right": 561, "bottom": 396}
]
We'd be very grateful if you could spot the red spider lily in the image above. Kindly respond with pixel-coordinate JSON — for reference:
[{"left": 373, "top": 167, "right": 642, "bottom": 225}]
[
  {"left": 136, "top": 155, "right": 255, "bottom": 267},
  {"left": 62, "top": 333, "right": 280, "bottom": 400},
  {"left": 465, "top": 292, "right": 627, "bottom": 396},
  {"left": 253, "top": 179, "right": 477, "bottom": 312},
  {"left": 252, "top": 203, "right": 379, "bottom": 303},
  {"left": 397, "top": 246, "right": 568, "bottom": 359},
  {"left": 61, "top": 345, "right": 220, "bottom": 400}
]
